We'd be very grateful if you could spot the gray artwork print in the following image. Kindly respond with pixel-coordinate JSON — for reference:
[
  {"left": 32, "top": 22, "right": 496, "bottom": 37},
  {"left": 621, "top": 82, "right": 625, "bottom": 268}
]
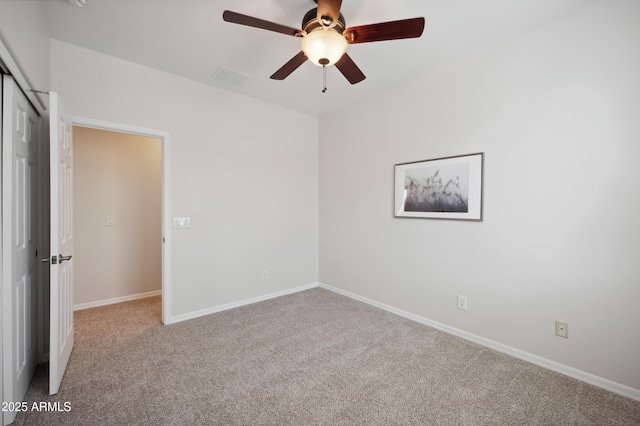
[{"left": 404, "top": 163, "right": 469, "bottom": 213}]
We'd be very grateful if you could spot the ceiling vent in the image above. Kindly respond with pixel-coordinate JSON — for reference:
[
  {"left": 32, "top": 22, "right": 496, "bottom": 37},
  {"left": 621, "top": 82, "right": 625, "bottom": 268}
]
[{"left": 211, "top": 67, "right": 251, "bottom": 86}]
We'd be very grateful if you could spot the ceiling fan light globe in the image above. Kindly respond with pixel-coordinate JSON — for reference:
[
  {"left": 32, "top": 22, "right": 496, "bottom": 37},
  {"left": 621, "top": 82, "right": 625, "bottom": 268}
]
[{"left": 301, "top": 29, "right": 348, "bottom": 66}]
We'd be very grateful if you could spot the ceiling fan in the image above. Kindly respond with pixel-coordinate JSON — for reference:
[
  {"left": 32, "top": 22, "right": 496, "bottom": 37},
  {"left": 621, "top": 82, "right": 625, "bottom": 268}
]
[{"left": 223, "top": 0, "right": 425, "bottom": 91}]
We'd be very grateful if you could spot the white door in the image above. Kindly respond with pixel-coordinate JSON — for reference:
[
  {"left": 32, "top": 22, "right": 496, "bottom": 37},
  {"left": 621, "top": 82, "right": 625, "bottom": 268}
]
[
  {"left": 48, "top": 92, "right": 74, "bottom": 395},
  {"left": 2, "top": 75, "right": 39, "bottom": 424}
]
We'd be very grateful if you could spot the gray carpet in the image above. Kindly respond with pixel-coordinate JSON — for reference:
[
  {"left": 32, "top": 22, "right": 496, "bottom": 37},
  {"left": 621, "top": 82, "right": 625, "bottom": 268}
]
[{"left": 13, "top": 288, "right": 640, "bottom": 425}]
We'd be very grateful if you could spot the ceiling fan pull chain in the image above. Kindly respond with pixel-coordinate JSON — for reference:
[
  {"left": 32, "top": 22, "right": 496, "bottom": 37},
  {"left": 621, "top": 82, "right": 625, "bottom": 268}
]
[
  {"left": 318, "top": 57, "right": 330, "bottom": 93},
  {"left": 322, "top": 64, "right": 327, "bottom": 93}
]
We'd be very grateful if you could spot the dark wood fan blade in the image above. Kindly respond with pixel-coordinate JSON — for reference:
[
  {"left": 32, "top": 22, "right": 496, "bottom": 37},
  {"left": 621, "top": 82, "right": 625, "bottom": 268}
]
[
  {"left": 270, "top": 51, "right": 308, "bottom": 80},
  {"left": 335, "top": 53, "right": 366, "bottom": 84},
  {"left": 316, "top": 0, "right": 342, "bottom": 27},
  {"left": 344, "top": 17, "right": 425, "bottom": 44},
  {"left": 223, "top": 10, "right": 301, "bottom": 37}
]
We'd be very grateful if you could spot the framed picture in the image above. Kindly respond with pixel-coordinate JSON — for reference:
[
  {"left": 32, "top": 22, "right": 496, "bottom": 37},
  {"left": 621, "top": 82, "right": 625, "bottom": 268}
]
[{"left": 394, "top": 153, "right": 483, "bottom": 220}]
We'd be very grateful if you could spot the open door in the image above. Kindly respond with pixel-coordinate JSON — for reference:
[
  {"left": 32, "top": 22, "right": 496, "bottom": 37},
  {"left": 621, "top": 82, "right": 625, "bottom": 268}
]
[{"left": 48, "top": 92, "right": 74, "bottom": 395}]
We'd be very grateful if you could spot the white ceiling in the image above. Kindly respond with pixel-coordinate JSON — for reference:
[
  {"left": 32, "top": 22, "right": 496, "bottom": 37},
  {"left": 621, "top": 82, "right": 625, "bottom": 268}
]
[{"left": 39, "top": 0, "right": 595, "bottom": 117}]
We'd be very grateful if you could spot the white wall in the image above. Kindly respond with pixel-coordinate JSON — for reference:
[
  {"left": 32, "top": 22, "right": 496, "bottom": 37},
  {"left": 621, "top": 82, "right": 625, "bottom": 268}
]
[
  {"left": 73, "top": 127, "right": 162, "bottom": 306},
  {"left": 0, "top": 1, "right": 50, "bottom": 112},
  {"left": 4, "top": 0, "right": 636, "bottom": 398},
  {"left": 51, "top": 40, "right": 319, "bottom": 318},
  {"left": 319, "top": 0, "right": 640, "bottom": 391}
]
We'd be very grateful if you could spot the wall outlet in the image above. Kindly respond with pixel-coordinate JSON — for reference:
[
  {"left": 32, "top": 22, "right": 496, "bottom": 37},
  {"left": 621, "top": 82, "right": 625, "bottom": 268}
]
[
  {"left": 457, "top": 295, "right": 468, "bottom": 311},
  {"left": 262, "top": 270, "right": 268, "bottom": 280},
  {"left": 555, "top": 321, "right": 569, "bottom": 338}
]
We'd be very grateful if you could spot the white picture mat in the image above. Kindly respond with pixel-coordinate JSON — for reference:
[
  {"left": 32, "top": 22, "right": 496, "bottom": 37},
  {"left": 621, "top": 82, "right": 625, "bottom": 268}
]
[{"left": 394, "top": 153, "right": 483, "bottom": 220}]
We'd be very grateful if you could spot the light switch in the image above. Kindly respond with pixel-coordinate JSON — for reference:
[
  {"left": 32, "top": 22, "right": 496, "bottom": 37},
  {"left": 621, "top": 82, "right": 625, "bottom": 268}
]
[
  {"left": 106, "top": 215, "right": 115, "bottom": 226},
  {"left": 173, "top": 217, "right": 191, "bottom": 229}
]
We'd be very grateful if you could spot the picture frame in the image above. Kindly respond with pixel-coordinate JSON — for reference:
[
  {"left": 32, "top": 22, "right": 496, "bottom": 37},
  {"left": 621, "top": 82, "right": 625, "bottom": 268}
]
[{"left": 394, "top": 152, "right": 483, "bottom": 221}]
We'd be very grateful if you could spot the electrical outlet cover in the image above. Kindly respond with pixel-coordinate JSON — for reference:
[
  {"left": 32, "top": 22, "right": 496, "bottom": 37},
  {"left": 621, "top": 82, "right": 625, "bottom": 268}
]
[{"left": 457, "top": 295, "right": 468, "bottom": 311}]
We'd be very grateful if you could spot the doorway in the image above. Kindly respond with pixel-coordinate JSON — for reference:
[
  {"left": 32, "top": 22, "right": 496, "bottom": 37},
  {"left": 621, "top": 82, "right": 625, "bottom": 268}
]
[
  {"left": 72, "top": 126, "right": 162, "bottom": 313},
  {"left": 71, "top": 117, "right": 172, "bottom": 325}
]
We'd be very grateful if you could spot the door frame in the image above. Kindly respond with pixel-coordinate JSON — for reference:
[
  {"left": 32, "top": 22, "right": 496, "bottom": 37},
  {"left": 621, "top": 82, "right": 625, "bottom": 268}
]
[{"left": 72, "top": 116, "right": 172, "bottom": 324}]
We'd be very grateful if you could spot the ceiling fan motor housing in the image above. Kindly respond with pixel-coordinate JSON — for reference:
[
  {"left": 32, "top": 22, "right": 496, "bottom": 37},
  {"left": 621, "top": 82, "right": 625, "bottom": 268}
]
[{"left": 302, "top": 8, "right": 346, "bottom": 34}]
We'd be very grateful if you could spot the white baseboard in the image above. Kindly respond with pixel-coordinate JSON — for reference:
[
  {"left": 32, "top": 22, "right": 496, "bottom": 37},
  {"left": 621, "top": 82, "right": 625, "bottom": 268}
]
[
  {"left": 74, "top": 290, "right": 162, "bottom": 311},
  {"left": 319, "top": 282, "right": 640, "bottom": 402},
  {"left": 168, "top": 282, "right": 320, "bottom": 325}
]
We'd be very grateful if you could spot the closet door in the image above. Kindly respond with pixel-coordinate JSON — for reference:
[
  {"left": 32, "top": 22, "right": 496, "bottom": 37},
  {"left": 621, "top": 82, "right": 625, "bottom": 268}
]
[{"left": 2, "top": 75, "right": 39, "bottom": 425}]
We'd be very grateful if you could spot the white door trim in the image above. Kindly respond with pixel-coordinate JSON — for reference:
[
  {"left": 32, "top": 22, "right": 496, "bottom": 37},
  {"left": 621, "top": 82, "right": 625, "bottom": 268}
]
[
  {"left": 1, "top": 67, "right": 5, "bottom": 426},
  {"left": 70, "top": 116, "right": 172, "bottom": 325}
]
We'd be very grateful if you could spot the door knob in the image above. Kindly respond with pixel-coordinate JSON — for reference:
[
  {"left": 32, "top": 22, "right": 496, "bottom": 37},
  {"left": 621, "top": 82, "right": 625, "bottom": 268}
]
[{"left": 58, "top": 254, "right": 73, "bottom": 263}]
